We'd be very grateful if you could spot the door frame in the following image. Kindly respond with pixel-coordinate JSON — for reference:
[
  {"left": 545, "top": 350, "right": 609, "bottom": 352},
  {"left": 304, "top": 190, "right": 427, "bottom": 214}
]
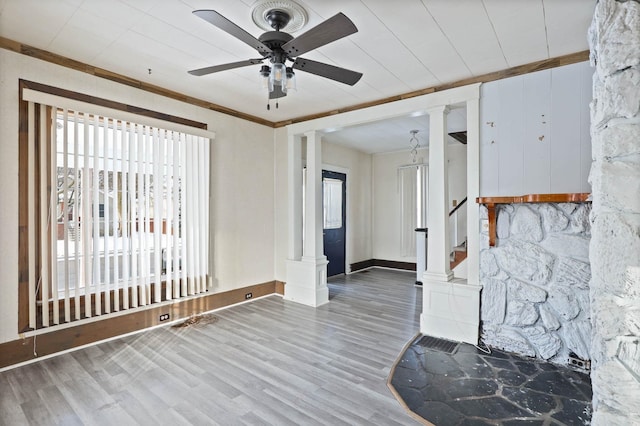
[{"left": 322, "top": 163, "right": 350, "bottom": 275}]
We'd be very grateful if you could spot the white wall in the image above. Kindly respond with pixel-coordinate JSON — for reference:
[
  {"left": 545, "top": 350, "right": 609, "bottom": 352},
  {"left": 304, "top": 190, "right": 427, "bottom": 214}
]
[
  {"left": 372, "top": 149, "right": 426, "bottom": 263},
  {"left": 448, "top": 143, "right": 468, "bottom": 247},
  {"left": 322, "top": 140, "right": 373, "bottom": 270},
  {"left": 273, "top": 127, "right": 289, "bottom": 282},
  {"left": 0, "top": 49, "right": 275, "bottom": 344},
  {"left": 448, "top": 144, "right": 468, "bottom": 208},
  {"left": 372, "top": 145, "right": 468, "bottom": 263},
  {"left": 480, "top": 61, "right": 592, "bottom": 196},
  {"left": 273, "top": 133, "right": 372, "bottom": 280}
]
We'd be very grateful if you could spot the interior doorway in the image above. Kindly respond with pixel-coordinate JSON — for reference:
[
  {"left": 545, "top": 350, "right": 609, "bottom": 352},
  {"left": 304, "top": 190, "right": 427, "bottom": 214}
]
[{"left": 322, "top": 170, "right": 346, "bottom": 276}]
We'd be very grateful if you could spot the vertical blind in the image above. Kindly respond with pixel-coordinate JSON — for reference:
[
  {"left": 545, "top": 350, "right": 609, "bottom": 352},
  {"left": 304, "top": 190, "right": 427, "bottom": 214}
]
[{"left": 25, "top": 99, "right": 211, "bottom": 329}]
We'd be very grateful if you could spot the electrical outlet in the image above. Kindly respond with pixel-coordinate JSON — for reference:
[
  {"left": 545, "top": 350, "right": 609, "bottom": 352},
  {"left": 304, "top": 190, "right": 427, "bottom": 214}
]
[
  {"left": 568, "top": 354, "right": 590, "bottom": 371},
  {"left": 245, "top": 292, "right": 252, "bottom": 300},
  {"left": 159, "top": 313, "right": 170, "bottom": 321}
]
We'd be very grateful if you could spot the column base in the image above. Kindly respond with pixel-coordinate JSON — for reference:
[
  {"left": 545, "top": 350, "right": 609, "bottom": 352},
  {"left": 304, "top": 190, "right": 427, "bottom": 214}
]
[
  {"left": 284, "top": 258, "right": 329, "bottom": 307},
  {"left": 420, "top": 277, "right": 482, "bottom": 345},
  {"left": 423, "top": 270, "right": 454, "bottom": 282}
]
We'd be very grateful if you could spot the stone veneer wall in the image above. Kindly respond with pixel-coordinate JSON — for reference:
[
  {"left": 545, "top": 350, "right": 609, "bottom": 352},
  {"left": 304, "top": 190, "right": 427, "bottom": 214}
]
[
  {"left": 589, "top": 0, "right": 640, "bottom": 424},
  {"left": 479, "top": 203, "right": 592, "bottom": 365}
]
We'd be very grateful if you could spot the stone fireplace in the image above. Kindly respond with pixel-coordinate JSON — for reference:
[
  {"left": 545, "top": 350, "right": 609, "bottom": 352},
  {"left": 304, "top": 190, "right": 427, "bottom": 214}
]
[
  {"left": 478, "top": 1, "right": 640, "bottom": 424},
  {"left": 479, "top": 202, "right": 592, "bottom": 365},
  {"left": 589, "top": 0, "right": 640, "bottom": 423}
]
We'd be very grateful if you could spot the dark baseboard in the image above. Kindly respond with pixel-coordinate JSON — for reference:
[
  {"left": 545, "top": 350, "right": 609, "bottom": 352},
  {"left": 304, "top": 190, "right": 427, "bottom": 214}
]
[
  {"left": 373, "top": 259, "right": 416, "bottom": 271},
  {"left": 351, "top": 259, "right": 416, "bottom": 272},
  {"left": 275, "top": 281, "right": 285, "bottom": 295},
  {"left": 0, "top": 280, "right": 277, "bottom": 370},
  {"left": 350, "top": 259, "right": 375, "bottom": 272}
]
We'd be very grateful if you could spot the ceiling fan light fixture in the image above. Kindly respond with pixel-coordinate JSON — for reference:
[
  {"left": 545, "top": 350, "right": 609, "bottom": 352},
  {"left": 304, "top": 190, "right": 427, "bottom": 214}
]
[
  {"left": 260, "top": 65, "right": 273, "bottom": 91},
  {"left": 285, "top": 67, "right": 296, "bottom": 91},
  {"left": 190, "top": 7, "right": 361, "bottom": 110},
  {"left": 409, "top": 130, "right": 420, "bottom": 163},
  {"left": 270, "top": 62, "right": 286, "bottom": 85}
]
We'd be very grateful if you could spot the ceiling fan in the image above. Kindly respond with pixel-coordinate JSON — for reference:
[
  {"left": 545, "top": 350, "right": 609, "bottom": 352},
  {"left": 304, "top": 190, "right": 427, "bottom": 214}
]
[{"left": 188, "top": 6, "right": 363, "bottom": 105}]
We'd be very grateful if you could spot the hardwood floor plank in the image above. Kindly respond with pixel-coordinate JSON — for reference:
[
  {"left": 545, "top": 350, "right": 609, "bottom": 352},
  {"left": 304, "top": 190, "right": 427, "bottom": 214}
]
[
  {"left": 0, "top": 384, "right": 29, "bottom": 426},
  {"left": 37, "top": 385, "right": 83, "bottom": 425},
  {"left": 113, "top": 385, "right": 186, "bottom": 424},
  {"left": 109, "top": 389, "right": 164, "bottom": 426},
  {"left": 261, "top": 384, "right": 361, "bottom": 425},
  {"left": 0, "top": 269, "right": 422, "bottom": 425},
  {"left": 20, "top": 398, "right": 53, "bottom": 426}
]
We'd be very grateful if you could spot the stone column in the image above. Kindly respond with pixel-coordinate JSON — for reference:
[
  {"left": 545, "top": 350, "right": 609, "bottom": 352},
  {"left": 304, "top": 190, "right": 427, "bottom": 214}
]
[
  {"left": 589, "top": 1, "right": 640, "bottom": 424},
  {"left": 285, "top": 131, "right": 329, "bottom": 307}
]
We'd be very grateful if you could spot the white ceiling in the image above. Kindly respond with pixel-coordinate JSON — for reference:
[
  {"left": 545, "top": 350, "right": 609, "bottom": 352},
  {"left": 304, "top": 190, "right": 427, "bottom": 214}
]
[{"left": 0, "top": 0, "right": 595, "bottom": 153}]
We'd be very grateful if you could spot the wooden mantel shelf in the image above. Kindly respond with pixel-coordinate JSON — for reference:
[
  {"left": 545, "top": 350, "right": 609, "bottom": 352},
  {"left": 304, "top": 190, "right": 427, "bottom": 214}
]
[{"left": 476, "top": 193, "right": 591, "bottom": 246}]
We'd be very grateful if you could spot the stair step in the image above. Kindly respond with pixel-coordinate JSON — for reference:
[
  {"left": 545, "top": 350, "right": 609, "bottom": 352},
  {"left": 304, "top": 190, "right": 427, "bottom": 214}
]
[{"left": 450, "top": 249, "right": 467, "bottom": 269}]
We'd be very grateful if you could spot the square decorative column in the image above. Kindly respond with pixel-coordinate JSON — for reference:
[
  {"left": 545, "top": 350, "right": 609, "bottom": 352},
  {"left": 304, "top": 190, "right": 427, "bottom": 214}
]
[
  {"left": 285, "top": 130, "right": 329, "bottom": 307},
  {"left": 423, "top": 105, "right": 453, "bottom": 283},
  {"left": 421, "top": 104, "right": 481, "bottom": 345},
  {"left": 465, "top": 96, "right": 481, "bottom": 286}
]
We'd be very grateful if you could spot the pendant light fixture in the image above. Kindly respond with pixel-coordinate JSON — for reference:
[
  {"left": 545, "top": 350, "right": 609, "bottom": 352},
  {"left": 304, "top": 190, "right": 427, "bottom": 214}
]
[{"left": 409, "top": 130, "right": 420, "bottom": 163}]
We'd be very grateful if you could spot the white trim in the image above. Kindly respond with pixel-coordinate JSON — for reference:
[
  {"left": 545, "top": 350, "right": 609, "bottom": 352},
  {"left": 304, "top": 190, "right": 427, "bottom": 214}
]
[{"left": 286, "top": 84, "right": 481, "bottom": 135}]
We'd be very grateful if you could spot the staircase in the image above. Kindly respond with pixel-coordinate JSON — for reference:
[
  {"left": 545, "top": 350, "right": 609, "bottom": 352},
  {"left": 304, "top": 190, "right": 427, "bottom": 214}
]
[
  {"left": 450, "top": 240, "right": 467, "bottom": 269},
  {"left": 449, "top": 198, "right": 468, "bottom": 270}
]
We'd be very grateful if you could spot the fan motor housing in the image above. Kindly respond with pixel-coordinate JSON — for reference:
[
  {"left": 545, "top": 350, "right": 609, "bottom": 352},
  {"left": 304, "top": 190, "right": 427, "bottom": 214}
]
[{"left": 258, "top": 31, "right": 294, "bottom": 61}]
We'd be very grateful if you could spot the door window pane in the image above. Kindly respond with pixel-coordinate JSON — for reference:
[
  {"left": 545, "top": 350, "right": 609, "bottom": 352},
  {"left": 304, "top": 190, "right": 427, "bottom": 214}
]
[{"left": 323, "top": 178, "right": 343, "bottom": 229}]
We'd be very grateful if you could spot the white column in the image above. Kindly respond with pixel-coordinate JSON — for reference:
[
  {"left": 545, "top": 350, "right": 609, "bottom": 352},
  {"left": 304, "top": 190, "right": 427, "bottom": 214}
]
[
  {"left": 287, "top": 133, "right": 303, "bottom": 261},
  {"left": 421, "top": 103, "right": 481, "bottom": 345},
  {"left": 302, "top": 131, "right": 325, "bottom": 262},
  {"left": 466, "top": 97, "right": 480, "bottom": 285},
  {"left": 424, "top": 105, "right": 453, "bottom": 282},
  {"left": 285, "top": 130, "right": 328, "bottom": 307}
]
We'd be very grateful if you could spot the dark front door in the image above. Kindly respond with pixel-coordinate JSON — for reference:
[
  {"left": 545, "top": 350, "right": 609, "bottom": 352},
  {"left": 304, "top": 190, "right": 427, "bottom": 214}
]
[{"left": 322, "top": 170, "right": 346, "bottom": 277}]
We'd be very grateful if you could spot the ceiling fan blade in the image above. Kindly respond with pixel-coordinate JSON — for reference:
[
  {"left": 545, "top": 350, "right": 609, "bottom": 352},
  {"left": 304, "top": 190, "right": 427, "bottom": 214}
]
[
  {"left": 188, "top": 59, "right": 264, "bottom": 76},
  {"left": 282, "top": 13, "right": 357, "bottom": 57},
  {"left": 293, "top": 57, "right": 363, "bottom": 86},
  {"left": 193, "top": 10, "right": 272, "bottom": 55},
  {"left": 269, "top": 85, "right": 287, "bottom": 99}
]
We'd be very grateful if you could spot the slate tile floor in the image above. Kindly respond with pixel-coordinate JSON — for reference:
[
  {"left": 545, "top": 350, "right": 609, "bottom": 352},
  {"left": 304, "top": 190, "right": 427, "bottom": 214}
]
[{"left": 390, "top": 336, "right": 592, "bottom": 425}]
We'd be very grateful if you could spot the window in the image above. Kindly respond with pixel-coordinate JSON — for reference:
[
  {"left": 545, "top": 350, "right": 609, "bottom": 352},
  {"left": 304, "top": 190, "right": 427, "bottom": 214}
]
[
  {"left": 19, "top": 82, "right": 212, "bottom": 330},
  {"left": 323, "top": 177, "right": 343, "bottom": 229}
]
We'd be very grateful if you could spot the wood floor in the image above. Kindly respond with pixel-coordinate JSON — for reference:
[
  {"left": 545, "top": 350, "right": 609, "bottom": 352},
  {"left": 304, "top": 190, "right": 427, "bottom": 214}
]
[{"left": 0, "top": 269, "right": 423, "bottom": 425}]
